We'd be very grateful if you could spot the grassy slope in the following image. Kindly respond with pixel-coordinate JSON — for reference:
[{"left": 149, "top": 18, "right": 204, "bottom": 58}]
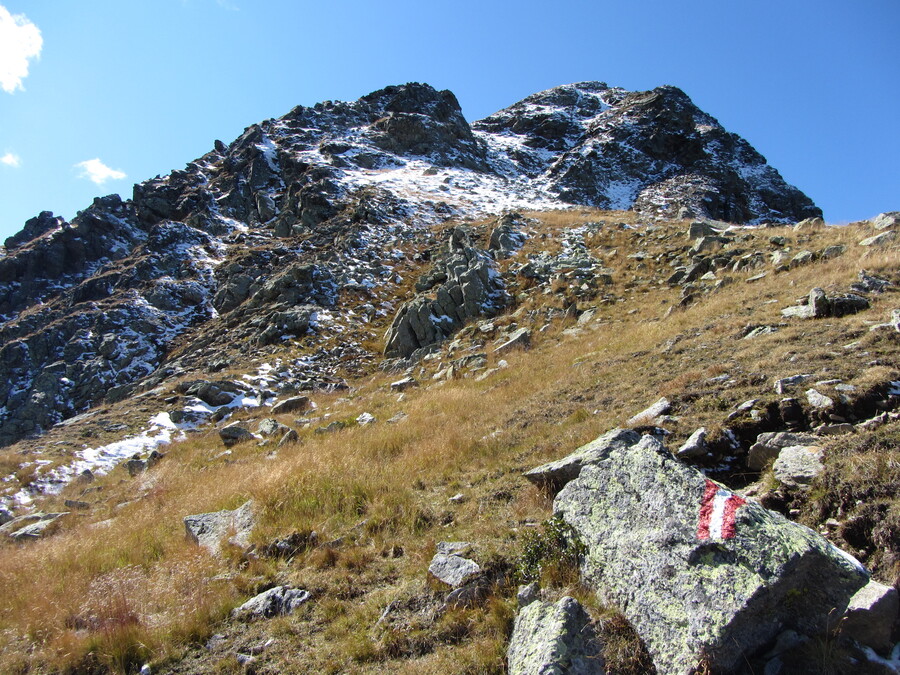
[{"left": 0, "top": 211, "right": 898, "bottom": 674}]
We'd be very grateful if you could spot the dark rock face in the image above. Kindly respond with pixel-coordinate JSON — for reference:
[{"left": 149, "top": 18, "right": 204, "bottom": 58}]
[
  {"left": 475, "top": 82, "right": 820, "bottom": 223},
  {"left": 0, "top": 80, "right": 820, "bottom": 446}
]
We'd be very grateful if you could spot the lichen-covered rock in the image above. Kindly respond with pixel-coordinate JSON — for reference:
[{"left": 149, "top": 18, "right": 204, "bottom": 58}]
[
  {"left": 507, "top": 596, "right": 605, "bottom": 675},
  {"left": 184, "top": 500, "right": 255, "bottom": 554},
  {"left": 524, "top": 428, "right": 640, "bottom": 497},
  {"left": 553, "top": 433, "right": 868, "bottom": 674}
]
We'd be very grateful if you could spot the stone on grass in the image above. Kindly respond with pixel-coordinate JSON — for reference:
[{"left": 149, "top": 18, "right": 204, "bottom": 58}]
[
  {"left": 677, "top": 427, "right": 708, "bottom": 458},
  {"left": 277, "top": 429, "right": 299, "bottom": 447},
  {"left": 748, "top": 432, "right": 822, "bottom": 472},
  {"left": 232, "top": 585, "right": 311, "bottom": 619},
  {"left": 773, "top": 374, "right": 813, "bottom": 394},
  {"left": 841, "top": 580, "right": 899, "bottom": 653},
  {"left": 805, "top": 388, "right": 834, "bottom": 411},
  {"left": 356, "top": 412, "right": 376, "bottom": 425},
  {"left": 494, "top": 327, "right": 532, "bottom": 354},
  {"left": 507, "top": 596, "right": 605, "bottom": 675},
  {"left": 553, "top": 433, "right": 868, "bottom": 675},
  {"left": 517, "top": 582, "right": 540, "bottom": 608},
  {"left": 871, "top": 212, "right": 900, "bottom": 231},
  {"left": 184, "top": 500, "right": 255, "bottom": 555},
  {"left": 0, "top": 507, "right": 13, "bottom": 526},
  {"left": 257, "top": 418, "right": 289, "bottom": 437},
  {"left": 390, "top": 377, "right": 417, "bottom": 392},
  {"left": 626, "top": 397, "right": 671, "bottom": 426},
  {"left": 773, "top": 445, "right": 825, "bottom": 489},
  {"left": 4, "top": 512, "right": 68, "bottom": 540},
  {"left": 859, "top": 231, "right": 898, "bottom": 247},
  {"left": 429, "top": 552, "right": 480, "bottom": 588},
  {"left": 218, "top": 423, "right": 254, "bottom": 447},
  {"left": 270, "top": 396, "right": 311, "bottom": 415},
  {"left": 524, "top": 428, "right": 640, "bottom": 497}
]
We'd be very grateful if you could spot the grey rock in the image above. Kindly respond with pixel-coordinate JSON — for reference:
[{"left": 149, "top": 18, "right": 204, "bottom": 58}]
[
  {"left": 790, "top": 250, "right": 815, "bottom": 267},
  {"left": 489, "top": 213, "right": 527, "bottom": 258},
  {"left": 773, "top": 374, "right": 813, "bottom": 395},
  {"left": 494, "top": 327, "right": 531, "bottom": 354},
  {"left": 773, "top": 445, "right": 825, "bottom": 489},
  {"left": 436, "top": 541, "right": 473, "bottom": 556},
  {"left": 390, "top": 377, "right": 417, "bottom": 392},
  {"left": 428, "top": 553, "right": 480, "bottom": 587},
  {"left": 780, "top": 304, "right": 816, "bottom": 319},
  {"left": 809, "top": 288, "right": 829, "bottom": 318},
  {"left": 841, "top": 580, "right": 899, "bottom": 653},
  {"left": 805, "top": 388, "right": 834, "bottom": 411},
  {"left": 794, "top": 217, "right": 825, "bottom": 230},
  {"left": 820, "top": 244, "right": 845, "bottom": 259},
  {"left": 232, "top": 585, "right": 311, "bottom": 619},
  {"left": 218, "top": 423, "right": 254, "bottom": 447},
  {"left": 554, "top": 433, "right": 867, "bottom": 674},
  {"left": 507, "top": 596, "right": 605, "bottom": 675},
  {"left": 270, "top": 396, "right": 311, "bottom": 415},
  {"left": 277, "top": 429, "right": 299, "bottom": 447},
  {"left": 524, "top": 428, "right": 641, "bottom": 497},
  {"left": 384, "top": 227, "right": 509, "bottom": 358},
  {"left": 870, "top": 212, "right": 900, "bottom": 231},
  {"left": 257, "top": 418, "right": 289, "bottom": 437},
  {"left": 517, "top": 582, "right": 540, "bottom": 608},
  {"left": 688, "top": 220, "right": 721, "bottom": 240},
  {"left": 0, "top": 507, "right": 13, "bottom": 525},
  {"left": 747, "top": 431, "right": 821, "bottom": 471},
  {"left": 626, "top": 397, "right": 671, "bottom": 425},
  {"left": 184, "top": 500, "right": 255, "bottom": 554},
  {"left": 677, "top": 427, "right": 708, "bottom": 458},
  {"left": 6, "top": 512, "right": 68, "bottom": 540},
  {"left": 859, "top": 230, "right": 898, "bottom": 247}
]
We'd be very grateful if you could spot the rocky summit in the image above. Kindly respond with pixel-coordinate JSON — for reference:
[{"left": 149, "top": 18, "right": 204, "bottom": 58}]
[
  {"left": 0, "top": 81, "right": 819, "bottom": 449},
  {"left": 1, "top": 81, "right": 897, "bottom": 675}
]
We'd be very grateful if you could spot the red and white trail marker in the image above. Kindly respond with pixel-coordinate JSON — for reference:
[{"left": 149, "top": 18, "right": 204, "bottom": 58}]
[{"left": 696, "top": 479, "right": 746, "bottom": 540}]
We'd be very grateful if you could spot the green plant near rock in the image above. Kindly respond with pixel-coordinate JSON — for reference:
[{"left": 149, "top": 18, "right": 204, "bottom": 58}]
[{"left": 515, "top": 515, "right": 586, "bottom": 586}]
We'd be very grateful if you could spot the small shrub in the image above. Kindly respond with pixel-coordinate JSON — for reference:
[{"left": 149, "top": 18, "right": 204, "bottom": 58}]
[{"left": 515, "top": 515, "right": 586, "bottom": 586}]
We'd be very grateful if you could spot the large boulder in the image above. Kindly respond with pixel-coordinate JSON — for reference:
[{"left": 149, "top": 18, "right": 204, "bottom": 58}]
[
  {"left": 552, "top": 434, "right": 868, "bottom": 674},
  {"left": 507, "top": 596, "right": 605, "bottom": 674}
]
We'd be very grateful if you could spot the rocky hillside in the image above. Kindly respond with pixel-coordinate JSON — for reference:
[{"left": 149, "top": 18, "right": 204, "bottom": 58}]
[
  {"left": 0, "top": 81, "right": 820, "bottom": 450},
  {"left": 5, "top": 82, "right": 900, "bottom": 675}
]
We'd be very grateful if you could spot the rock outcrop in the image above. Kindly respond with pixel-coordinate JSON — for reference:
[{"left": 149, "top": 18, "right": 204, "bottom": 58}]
[{"left": 384, "top": 227, "right": 509, "bottom": 358}]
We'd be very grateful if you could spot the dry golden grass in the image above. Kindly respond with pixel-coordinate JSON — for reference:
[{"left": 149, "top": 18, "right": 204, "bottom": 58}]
[{"left": 0, "top": 214, "right": 898, "bottom": 673}]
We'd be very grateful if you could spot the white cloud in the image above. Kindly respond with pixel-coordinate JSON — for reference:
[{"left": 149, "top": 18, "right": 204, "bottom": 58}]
[
  {"left": 1, "top": 152, "right": 20, "bottom": 167},
  {"left": 0, "top": 5, "right": 42, "bottom": 94},
  {"left": 75, "top": 158, "right": 127, "bottom": 185}
]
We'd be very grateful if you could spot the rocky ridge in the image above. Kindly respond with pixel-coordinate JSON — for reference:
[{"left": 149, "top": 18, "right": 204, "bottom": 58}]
[{"left": 0, "top": 81, "right": 820, "bottom": 450}]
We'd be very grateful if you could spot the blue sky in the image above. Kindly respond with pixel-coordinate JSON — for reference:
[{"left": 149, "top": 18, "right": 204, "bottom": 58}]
[{"left": 0, "top": 0, "right": 897, "bottom": 240}]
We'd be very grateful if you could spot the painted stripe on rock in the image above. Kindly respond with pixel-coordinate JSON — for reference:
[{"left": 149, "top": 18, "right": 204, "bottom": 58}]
[{"left": 697, "top": 478, "right": 746, "bottom": 540}]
